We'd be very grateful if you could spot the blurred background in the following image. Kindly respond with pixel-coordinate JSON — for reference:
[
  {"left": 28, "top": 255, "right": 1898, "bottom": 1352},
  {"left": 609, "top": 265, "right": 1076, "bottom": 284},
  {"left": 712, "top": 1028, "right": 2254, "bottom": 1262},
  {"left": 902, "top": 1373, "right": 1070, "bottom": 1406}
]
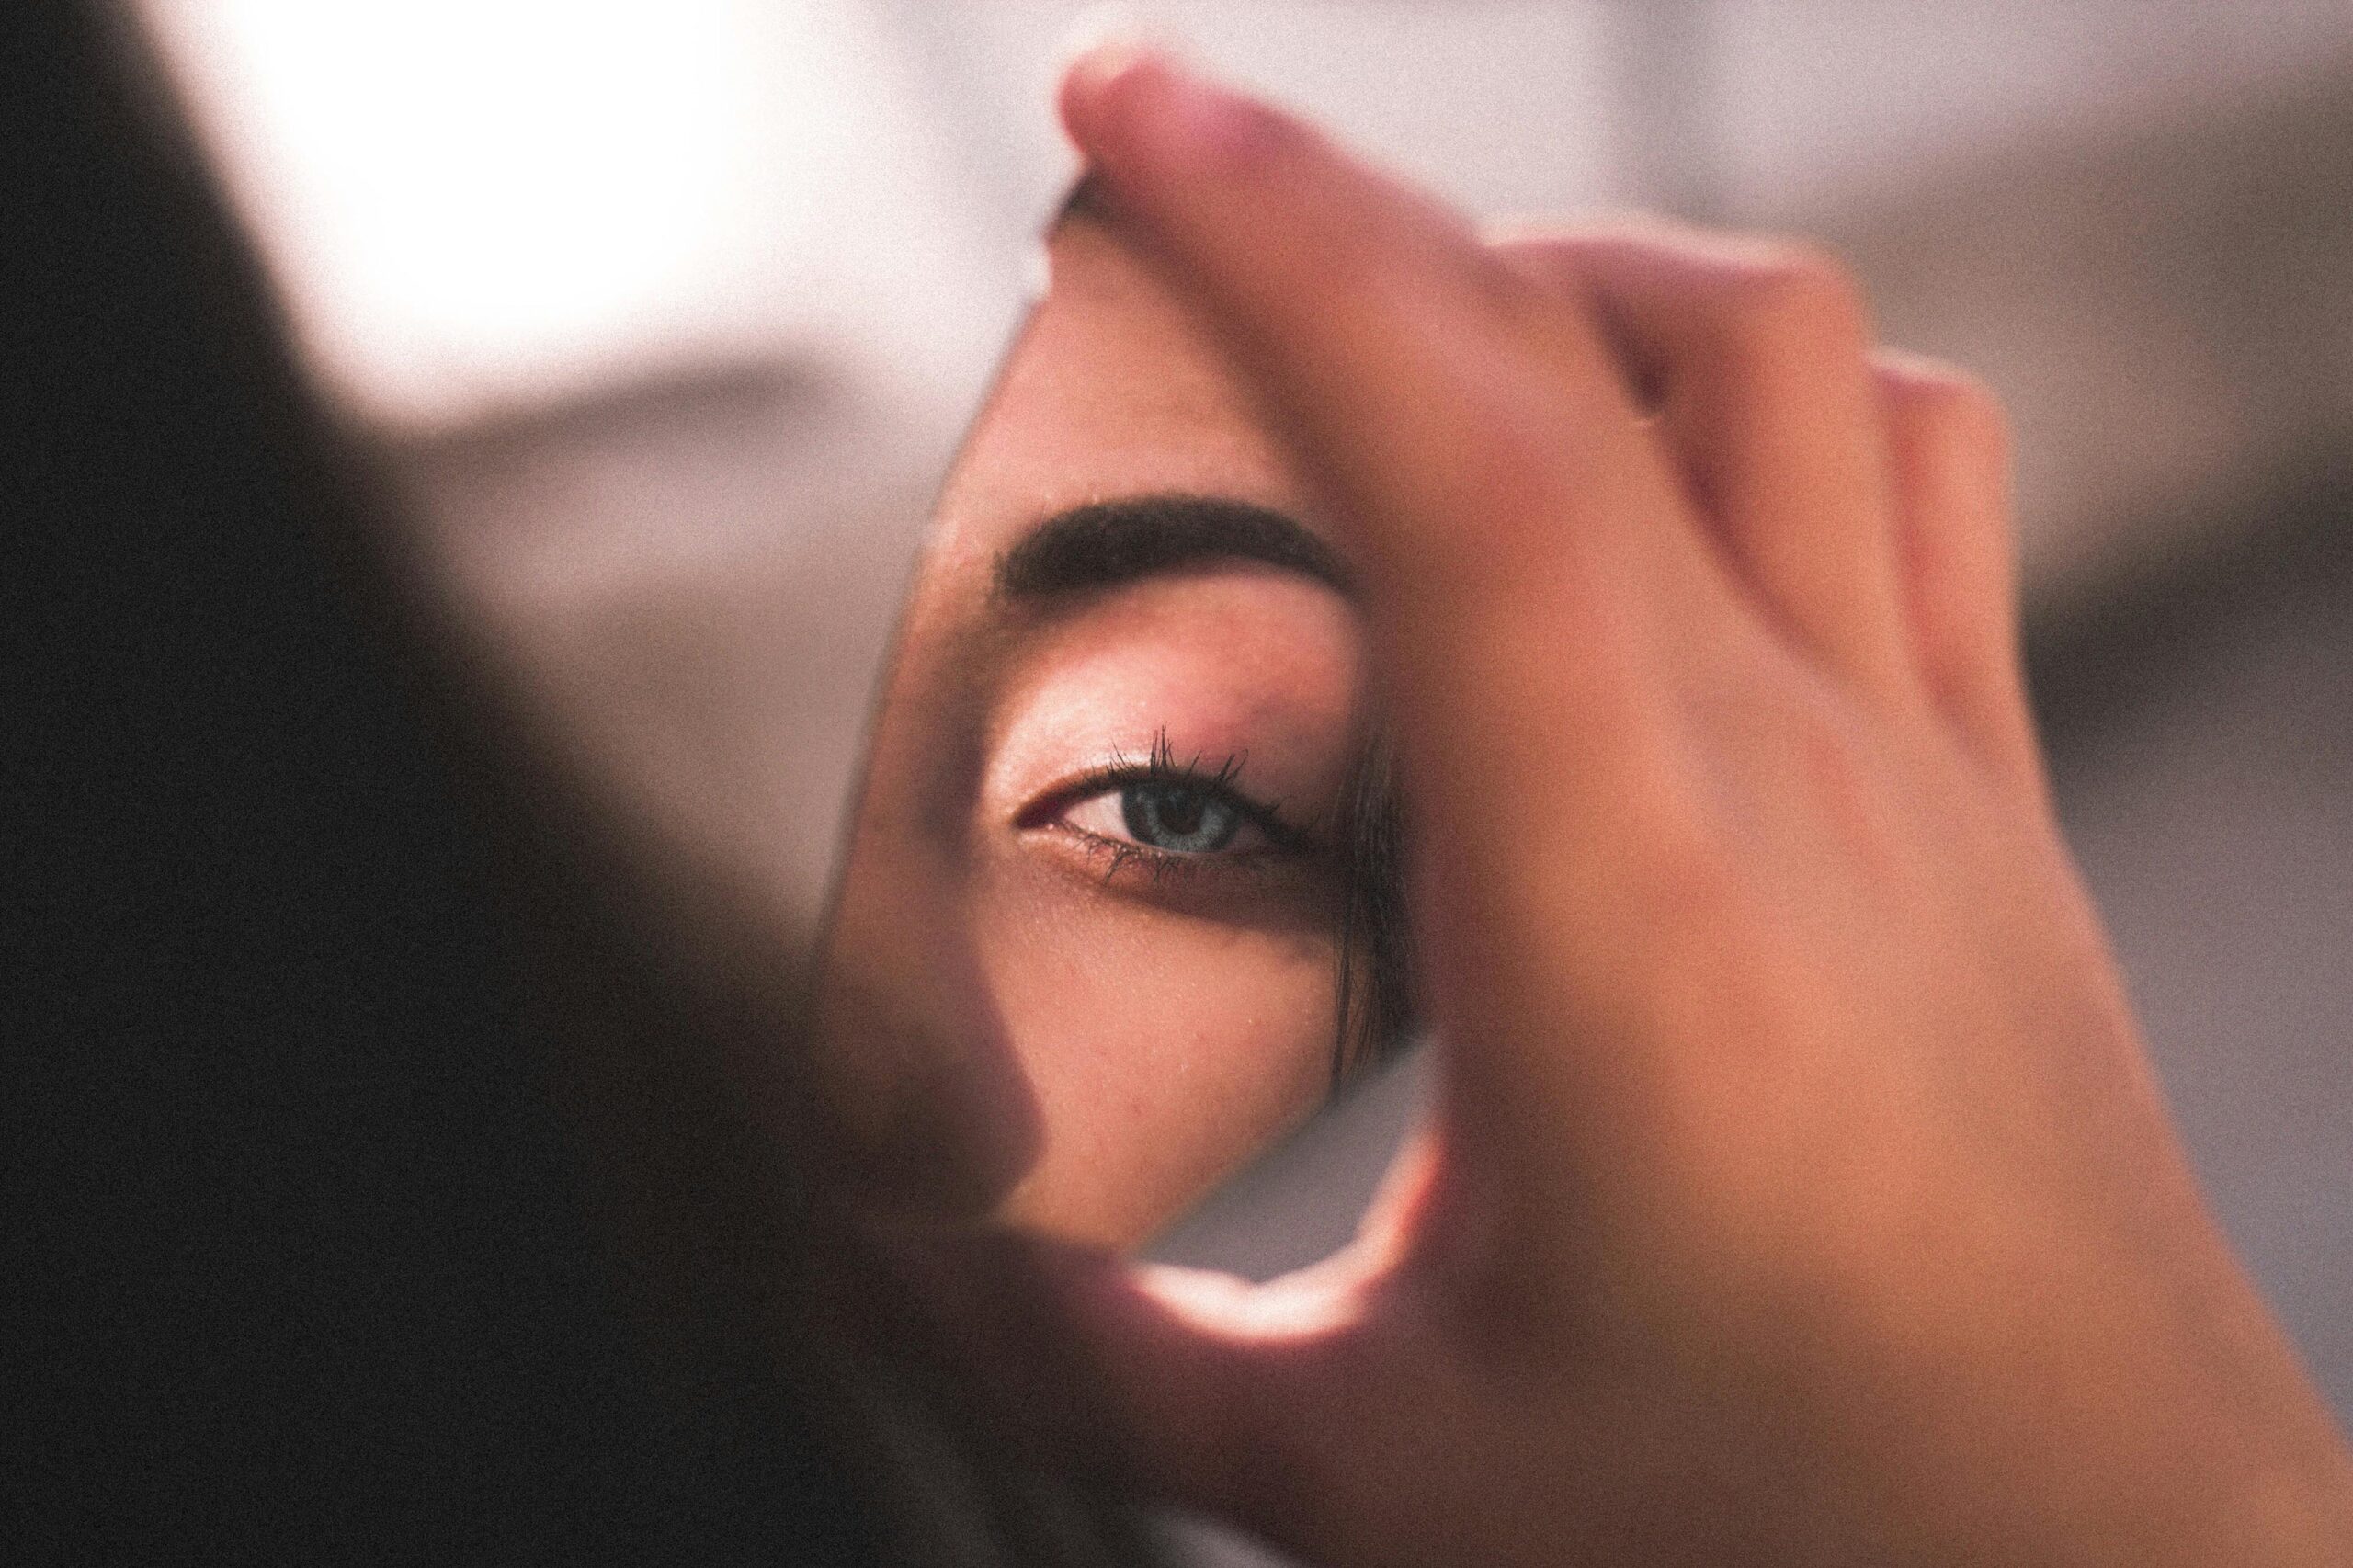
[{"left": 144, "top": 0, "right": 2350, "bottom": 1478}]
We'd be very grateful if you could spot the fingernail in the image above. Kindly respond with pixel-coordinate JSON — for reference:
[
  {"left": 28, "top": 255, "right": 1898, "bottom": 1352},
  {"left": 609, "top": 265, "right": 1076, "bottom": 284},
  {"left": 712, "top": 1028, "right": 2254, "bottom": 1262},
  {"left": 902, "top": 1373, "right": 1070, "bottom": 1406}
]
[
  {"left": 1062, "top": 45, "right": 1281, "bottom": 175},
  {"left": 1060, "top": 40, "right": 1154, "bottom": 151}
]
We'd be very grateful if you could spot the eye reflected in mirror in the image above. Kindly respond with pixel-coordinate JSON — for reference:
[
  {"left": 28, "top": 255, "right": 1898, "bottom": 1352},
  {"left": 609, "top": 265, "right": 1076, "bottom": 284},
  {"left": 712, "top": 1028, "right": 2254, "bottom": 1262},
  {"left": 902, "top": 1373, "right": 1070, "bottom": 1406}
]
[{"left": 816, "top": 186, "right": 1415, "bottom": 1248}]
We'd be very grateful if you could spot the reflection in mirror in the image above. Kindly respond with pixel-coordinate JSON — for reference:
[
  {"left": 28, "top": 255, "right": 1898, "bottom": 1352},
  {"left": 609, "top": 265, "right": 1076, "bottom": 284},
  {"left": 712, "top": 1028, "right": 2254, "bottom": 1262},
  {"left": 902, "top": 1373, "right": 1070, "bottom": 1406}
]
[{"left": 818, "top": 185, "right": 1416, "bottom": 1248}]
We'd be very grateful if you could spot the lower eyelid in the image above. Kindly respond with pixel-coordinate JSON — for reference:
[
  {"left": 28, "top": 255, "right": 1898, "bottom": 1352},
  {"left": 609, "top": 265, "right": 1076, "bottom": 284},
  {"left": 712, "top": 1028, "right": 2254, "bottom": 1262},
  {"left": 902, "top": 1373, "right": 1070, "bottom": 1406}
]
[
  {"left": 1089, "top": 837, "right": 1211, "bottom": 885},
  {"left": 1038, "top": 819, "right": 1286, "bottom": 881}
]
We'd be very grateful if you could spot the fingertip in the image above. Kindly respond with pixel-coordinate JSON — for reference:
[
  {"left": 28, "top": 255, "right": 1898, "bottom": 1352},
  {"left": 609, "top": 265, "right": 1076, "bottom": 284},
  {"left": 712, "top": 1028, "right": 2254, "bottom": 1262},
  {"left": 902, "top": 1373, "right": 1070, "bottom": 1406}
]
[
  {"left": 1057, "top": 40, "right": 1155, "bottom": 155},
  {"left": 1058, "top": 46, "right": 1292, "bottom": 185}
]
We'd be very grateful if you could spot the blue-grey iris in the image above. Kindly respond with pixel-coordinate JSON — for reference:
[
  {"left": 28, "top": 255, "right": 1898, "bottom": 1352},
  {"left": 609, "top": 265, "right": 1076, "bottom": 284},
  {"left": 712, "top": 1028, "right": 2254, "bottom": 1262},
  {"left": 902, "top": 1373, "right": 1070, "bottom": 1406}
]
[{"left": 1120, "top": 782, "right": 1242, "bottom": 854}]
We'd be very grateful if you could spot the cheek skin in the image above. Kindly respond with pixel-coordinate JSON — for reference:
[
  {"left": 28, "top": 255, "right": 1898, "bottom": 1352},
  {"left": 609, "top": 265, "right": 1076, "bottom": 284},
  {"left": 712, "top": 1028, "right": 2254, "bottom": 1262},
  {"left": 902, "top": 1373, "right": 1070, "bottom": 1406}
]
[
  {"left": 812, "top": 574, "right": 1364, "bottom": 1242},
  {"left": 817, "top": 785, "right": 1343, "bottom": 1247},
  {"left": 968, "top": 575, "right": 1365, "bottom": 1244},
  {"left": 977, "top": 854, "right": 1341, "bottom": 1247},
  {"left": 809, "top": 829, "right": 1046, "bottom": 1217}
]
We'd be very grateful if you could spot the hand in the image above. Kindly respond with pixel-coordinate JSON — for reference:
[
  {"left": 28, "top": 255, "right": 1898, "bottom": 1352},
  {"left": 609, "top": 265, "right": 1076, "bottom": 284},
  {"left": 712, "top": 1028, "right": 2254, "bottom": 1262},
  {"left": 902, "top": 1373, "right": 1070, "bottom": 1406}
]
[{"left": 890, "top": 51, "right": 2353, "bottom": 1567}]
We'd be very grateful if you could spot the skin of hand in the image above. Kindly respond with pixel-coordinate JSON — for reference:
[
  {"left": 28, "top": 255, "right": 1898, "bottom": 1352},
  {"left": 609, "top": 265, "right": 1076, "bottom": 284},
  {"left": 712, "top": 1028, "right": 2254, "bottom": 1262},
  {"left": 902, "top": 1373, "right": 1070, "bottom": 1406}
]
[{"left": 878, "top": 50, "right": 2353, "bottom": 1568}]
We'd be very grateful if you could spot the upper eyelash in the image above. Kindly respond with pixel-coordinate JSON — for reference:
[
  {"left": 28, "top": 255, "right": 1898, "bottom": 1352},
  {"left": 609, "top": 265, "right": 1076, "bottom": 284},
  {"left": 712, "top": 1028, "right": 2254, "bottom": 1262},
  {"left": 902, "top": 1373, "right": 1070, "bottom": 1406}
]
[{"left": 1058, "top": 728, "right": 1311, "bottom": 855}]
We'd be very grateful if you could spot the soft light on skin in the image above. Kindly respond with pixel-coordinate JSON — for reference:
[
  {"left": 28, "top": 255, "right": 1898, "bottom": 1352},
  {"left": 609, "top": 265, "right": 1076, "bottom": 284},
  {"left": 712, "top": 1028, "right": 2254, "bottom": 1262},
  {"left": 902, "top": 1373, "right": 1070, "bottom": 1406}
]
[{"left": 815, "top": 211, "right": 1375, "bottom": 1247}]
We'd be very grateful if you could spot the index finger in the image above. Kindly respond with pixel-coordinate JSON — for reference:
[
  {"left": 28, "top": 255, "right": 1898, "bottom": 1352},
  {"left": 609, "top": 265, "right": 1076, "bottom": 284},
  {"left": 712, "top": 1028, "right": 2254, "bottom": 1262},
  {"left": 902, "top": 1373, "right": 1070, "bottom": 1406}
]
[
  {"left": 1060, "top": 51, "right": 1751, "bottom": 1119},
  {"left": 1061, "top": 51, "right": 1701, "bottom": 629}
]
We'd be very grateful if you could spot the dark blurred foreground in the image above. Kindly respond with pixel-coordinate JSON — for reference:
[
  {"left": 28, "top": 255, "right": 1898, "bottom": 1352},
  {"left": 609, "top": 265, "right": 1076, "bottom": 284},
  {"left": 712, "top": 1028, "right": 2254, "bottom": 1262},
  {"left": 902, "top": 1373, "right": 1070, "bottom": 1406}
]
[{"left": 4, "top": 7, "right": 876, "bottom": 1562}]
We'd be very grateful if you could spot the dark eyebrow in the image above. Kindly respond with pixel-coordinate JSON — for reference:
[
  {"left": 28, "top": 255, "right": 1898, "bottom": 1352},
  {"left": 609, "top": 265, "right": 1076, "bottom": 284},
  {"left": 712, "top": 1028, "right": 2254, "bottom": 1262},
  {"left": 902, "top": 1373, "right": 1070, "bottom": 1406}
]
[{"left": 993, "top": 494, "right": 1351, "bottom": 601}]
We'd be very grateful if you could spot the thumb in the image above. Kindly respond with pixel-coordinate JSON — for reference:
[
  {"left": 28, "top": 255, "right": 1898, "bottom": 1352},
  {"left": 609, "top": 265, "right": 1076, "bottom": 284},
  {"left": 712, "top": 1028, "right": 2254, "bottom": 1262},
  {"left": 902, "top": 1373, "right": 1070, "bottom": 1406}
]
[{"left": 878, "top": 1221, "right": 1395, "bottom": 1548}]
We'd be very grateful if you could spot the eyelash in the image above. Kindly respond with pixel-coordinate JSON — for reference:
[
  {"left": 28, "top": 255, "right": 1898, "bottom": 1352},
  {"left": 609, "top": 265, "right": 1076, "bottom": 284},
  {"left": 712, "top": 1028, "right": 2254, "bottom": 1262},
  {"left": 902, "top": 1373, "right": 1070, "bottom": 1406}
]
[{"left": 1036, "top": 729, "right": 1311, "bottom": 884}]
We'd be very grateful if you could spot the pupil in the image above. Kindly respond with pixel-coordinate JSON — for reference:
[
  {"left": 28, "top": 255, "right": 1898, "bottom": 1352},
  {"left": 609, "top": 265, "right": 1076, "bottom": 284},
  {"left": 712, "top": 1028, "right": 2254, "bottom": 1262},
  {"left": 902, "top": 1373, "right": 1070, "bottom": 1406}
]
[
  {"left": 1120, "top": 783, "right": 1236, "bottom": 853},
  {"left": 1155, "top": 790, "right": 1205, "bottom": 835}
]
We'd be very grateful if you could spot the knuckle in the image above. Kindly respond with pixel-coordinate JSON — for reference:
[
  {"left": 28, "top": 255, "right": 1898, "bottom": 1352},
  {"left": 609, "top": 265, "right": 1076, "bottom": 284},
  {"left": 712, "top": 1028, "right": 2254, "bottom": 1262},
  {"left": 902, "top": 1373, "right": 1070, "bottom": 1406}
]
[
  {"left": 1935, "top": 375, "right": 2014, "bottom": 466},
  {"left": 1712, "top": 240, "right": 1870, "bottom": 359},
  {"left": 1486, "top": 217, "right": 1645, "bottom": 278},
  {"left": 1484, "top": 226, "right": 1581, "bottom": 276},
  {"left": 1881, "top": 357, "right": 2014, "bottom": 471}
]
